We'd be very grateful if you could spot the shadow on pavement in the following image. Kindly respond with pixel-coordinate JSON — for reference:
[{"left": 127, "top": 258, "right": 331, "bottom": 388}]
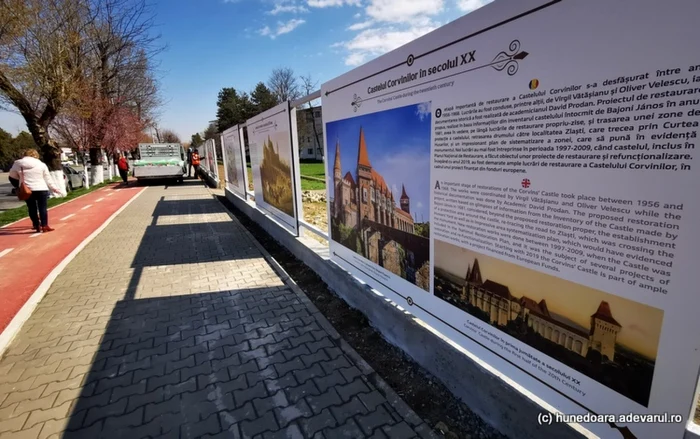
[
  {"left": 124, "top": 194, "right": 258, "bottom": 301},
  {"left": 63, "top": 286, "right": 305, "bottom": 438},
  {"left": 151, "top": 199, "right": 226, "bottom": 217},
  {"left": 0, "top": 225, "right": 35, "bottom": 236}
]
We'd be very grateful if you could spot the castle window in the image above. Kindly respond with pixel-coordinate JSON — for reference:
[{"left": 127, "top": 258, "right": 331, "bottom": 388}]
[
  {"left": 371, "top": 189, "right": 375, "bottom": 201},
  {"left": 363, "top": 188, "right": 367, "bottom": 202}
]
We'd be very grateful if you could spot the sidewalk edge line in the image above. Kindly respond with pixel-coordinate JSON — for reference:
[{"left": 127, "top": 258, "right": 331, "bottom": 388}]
[
  {"left": 0, "top": 186, "right": 147, "bottom": 356},
  {"left": 1, "top": 182, "right": 120, "bottom": 229}
]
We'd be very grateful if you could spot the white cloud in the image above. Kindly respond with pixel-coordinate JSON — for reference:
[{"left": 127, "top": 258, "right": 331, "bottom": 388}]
[
  {"left": 275, "top": 18, "right": 306, "bottom": 36},
  {"left": 332, "top": 0, "right": 449, "bottom": 65},
  {"left": 415, "top": 102, "right": 431, "bottom": 121},
  {"left": 366, "top": 0, "right": 444, "bottom": 23},
  {"left": 258, "top": 18, "right": 306, "bottom": 38},
  {"left": 307, "top": 0, "right": 360, "bottom": 7},
  {"left": 347, "top": 20, "right": 373, "bottom": 31},
  {"left": 268, "top": 1, "right": 310, "bottom": 15},
  {"left": 457, "top": 0, "right": 492, "bottom": 13},
  {"left": 340, "top": 24, "right": 438, "bottom": 66}
]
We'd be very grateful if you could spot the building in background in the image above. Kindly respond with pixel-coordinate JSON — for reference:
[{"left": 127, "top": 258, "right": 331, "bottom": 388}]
[{"left": 298, "top": 107, "right": 324, "bottom": 161}]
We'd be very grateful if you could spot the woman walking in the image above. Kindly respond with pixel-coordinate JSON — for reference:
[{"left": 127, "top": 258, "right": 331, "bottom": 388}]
[
  {"left": 9, "top": 149, "right": 64, "bottom": 233},
  {"left": 117, "top": 153, "right": 130, "bottom": 185}
]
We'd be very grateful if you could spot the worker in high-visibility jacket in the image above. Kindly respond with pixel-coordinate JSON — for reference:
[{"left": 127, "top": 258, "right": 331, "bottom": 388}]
[{"left": 191, "top": 149, "right": 201, "bottom": 180}]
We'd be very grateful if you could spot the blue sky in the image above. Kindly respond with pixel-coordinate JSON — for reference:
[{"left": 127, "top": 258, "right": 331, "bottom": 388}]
[
  {"left": 0, "top": 0, "right": 491, "bottom": 142},
  {"left": 326, "top": 102, "right": 432, "bottom": 223}
]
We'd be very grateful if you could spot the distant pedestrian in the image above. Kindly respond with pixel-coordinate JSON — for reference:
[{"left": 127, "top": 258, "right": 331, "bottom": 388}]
[
  {"left": 8, "top": 149, "right": 64, "bottom": 233},
  {"left": 191, "top": 149, "right": 201, "bottom": 181},
  {"left": 187, "top": 146, "right": 194, "bottom": 178},
  {"left": 117, "top": 154, "right": 130, "bottom": 185}
]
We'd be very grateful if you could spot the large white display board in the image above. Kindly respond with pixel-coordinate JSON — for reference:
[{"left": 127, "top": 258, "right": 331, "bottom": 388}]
[
  {"left": 247, "top": 101, "right": 302, "bottom": 235},
  {"left": 321, "top": 1, "right": 700, "bottom": 437},
  {"left": 199, "top": 138, "right": 219, "bottom": 183},
  {"left": 221, "top": 125, "right": 247, "bottom": 198}
]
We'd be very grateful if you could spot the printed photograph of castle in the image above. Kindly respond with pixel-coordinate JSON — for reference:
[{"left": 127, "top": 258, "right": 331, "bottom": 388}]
[
  {"left": 327, "top": 103, "right": 432, "bottom": 291},
  {"left": 259, "top": 132, "right": 294, "bottom": 217},
  {"left": 433, "top": 239, "right": 664, "bottom": 407},
  {"left": 223, "top": 129, "right": 242, "bottom": 194}
]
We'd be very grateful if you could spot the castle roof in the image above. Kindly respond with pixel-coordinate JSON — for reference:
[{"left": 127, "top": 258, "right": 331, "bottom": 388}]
[
  {"left": 343, "top": 171, "right": 355, "bottom": 186},
  {"left": 357, "top": 127, "right": 371, "bottom": 167},
  {"left": 370, "top": 169, "right": 391, "bottom": 195},
  {"left": 401, "top": 184, "right": 409, "bottom": 200},
  {"left": 591, "top": 301, "right": 620, "bottom": 326},
  {"left": 521, "top": 296, "right": 588, "bottom": 338},
  {"left": 394, "top": 207, "right": 413, "bottom": 220},
  {"left": 482, "top": 280, "right": 512, "bottom": 300},
  {"left": 334, "top": 141, "right": 341, "bottom": 170},
  {"left": 467, "top": 259, "right": 482, "bottom": 284},
  {"left": 548, "top": 312, "right": 589, "bottom": 338}
]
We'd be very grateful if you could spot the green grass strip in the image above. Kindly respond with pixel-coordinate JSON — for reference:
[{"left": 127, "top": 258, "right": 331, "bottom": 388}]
[{"left": 0, "top": 177, "right": 121, "bottom": 227}]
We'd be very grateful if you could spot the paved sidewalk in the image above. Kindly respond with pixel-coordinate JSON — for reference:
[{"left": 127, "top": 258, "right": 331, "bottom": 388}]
[{"left": 0, "top": 183, "right": 436, "bottom": 438}]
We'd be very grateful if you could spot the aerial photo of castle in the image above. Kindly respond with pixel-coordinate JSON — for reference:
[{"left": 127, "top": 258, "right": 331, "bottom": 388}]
[
  {"left": 327, "top": 103, "right": 431, "bottom": 291},
  {"left": 433, "top": 239, "right": 664, "bottom": 407}
]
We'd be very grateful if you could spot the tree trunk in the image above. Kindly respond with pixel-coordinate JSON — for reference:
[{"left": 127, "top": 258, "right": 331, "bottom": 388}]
[
  {"left": 89, "top": 147, "right": 104, "bottom": 185},
  {"left": 40, "top": 139, "right": 67, "bottom": 197}
]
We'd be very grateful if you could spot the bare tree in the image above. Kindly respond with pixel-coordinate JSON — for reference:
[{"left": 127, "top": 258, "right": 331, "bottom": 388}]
[
  {"left": 0, "top": 0, "right": 90, "bottom": 173},
  {"left": 298, "top": 74, "right": 323, "bottom": 160},
  {"left": 80, "top": 0, "right": 163, "bottom": 182},
  {"left": 267, "top": 67, "right": 300, "bottom": 103},
  {"left": 159, "top": 129, "right": 180, "bottom": 143}
]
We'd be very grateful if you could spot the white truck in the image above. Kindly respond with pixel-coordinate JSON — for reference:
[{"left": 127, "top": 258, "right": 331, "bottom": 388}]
[{"left": 132, "top": 143, "right": 187, "bottom": 184}]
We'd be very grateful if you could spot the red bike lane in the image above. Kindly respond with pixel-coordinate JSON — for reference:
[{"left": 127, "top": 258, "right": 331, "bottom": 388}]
[{"left": 0, "top": 184, "right": 145, "bottom": 336}]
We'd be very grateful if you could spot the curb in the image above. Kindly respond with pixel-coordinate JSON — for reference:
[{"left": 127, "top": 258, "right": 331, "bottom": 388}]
[
  {"left": 0, "top": 186, "right": 148, "bottom": 357},
  {"left": 216, "top": 194, "right": 440, "bottom": 439}
]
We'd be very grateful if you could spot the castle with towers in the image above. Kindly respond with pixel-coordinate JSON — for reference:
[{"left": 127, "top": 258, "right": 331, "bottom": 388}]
[
  {"left": 462, "top": 259, "right": 622, "bottom": 361},
  {"left": 331, "top": 127, "right": 415, "bottom": 234}
]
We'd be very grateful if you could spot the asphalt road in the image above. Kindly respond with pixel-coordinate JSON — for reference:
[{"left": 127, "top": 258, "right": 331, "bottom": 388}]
[{"left": 0, "top": 172, "right": 23, "bottom": 212}]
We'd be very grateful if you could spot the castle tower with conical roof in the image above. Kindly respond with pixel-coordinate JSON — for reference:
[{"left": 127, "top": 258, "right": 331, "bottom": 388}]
[
  {"left": 356, "top": 127, "right": 374, "bottom": 222},
  {"left": 400, "top": 184, "right": 410, "bottom": 214},
  {"left": 589, "top": 301, "right": 621, "bottom": 361},
  {"left": 333, "top": 139, "right": 341, "bottom": 187}
]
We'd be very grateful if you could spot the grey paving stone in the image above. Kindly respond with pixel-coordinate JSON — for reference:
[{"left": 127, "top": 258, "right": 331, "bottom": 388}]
[
  {"left": 234, "top": 382, "right": 268, "bottom": 408},
  {"left": 305, "top": 338, "right": 334, "bottom": 355},
  {"left": 285, "top": 379, "right": 321, "bottom": 403},
  {"left": 314, "top": 370, "right": 346, "bottom": 393},
  {"left": 264, "top": 373, "right": 298, "bottom": 394},
  {"left": 253, "top": 390, "right": 289, "bottom": 415},
  {"left": 336, "top": 378, "right": 371, "bottom": 402},
  {"left": 103, "top": 406, "right": 145, "bottom": 430},
  {"left": 274, "top": 399, "right": 313, "bottom": 428},
  {"left": 357, "top": 405, "right": 396, "bottom": 436},
  {"left": 274, "top": 357, "right": 305, "bottom": 377},
  {"left": 330, "top": 396, "right": 370, "bottom": 425},
  {"left": 263, "top": 423, "right": 304, "bottom": 439},
  {"left": 0, "top": 186, "right": 431, "bottom": 439},
  {"left": 299, "top": 407, "right": 338, "bottom": 437},
  {"left": 383, "top": 421, "right": 419, "bottom": 439},
  {"left": 326, "top": 418, "right": 367, "bottom": 439},
  {"left": 219, "top": 401, "right": 257, "bottom": 430},
  {"left": 181, "top": 412, "right": 222, "bottom": 438},
  {"left": 240, "top": 410, "right": 278, "bottom": 438}
]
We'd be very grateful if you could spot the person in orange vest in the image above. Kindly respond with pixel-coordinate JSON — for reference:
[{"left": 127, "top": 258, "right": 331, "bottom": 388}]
[
  {"left": 117, "top": 153, "right": 129, "bottom": 185},
  {"left": 191, "top": 149, "right": 201, "bottom": 181}
]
